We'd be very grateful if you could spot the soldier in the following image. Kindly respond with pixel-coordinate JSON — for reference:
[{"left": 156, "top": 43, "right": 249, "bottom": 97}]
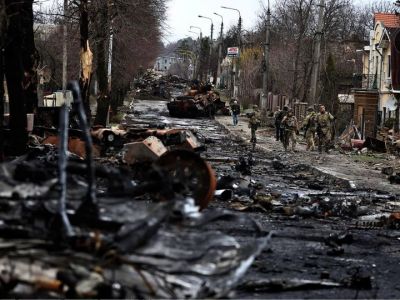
[
  {"left": 315, "top": 105, "right": 335, "bottom": 153},
  {"left": 302, "top": 106, "right": 317, "bottom": 151},
  {"left": 230, "top": 99, "right": 240, "bottom": 126},
  {"left": 277, "top": 106, "right": 289, "bottom": 142},
  {"left": 281, "top": 108, "right": 298, "bottom": 152},
  {"left": 249, "top": 105, "right": 261, "bottom": 145}
]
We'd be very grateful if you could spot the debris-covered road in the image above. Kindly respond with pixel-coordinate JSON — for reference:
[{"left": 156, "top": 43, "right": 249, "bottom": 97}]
[{"left": 127, "top": 99, "right": 400, "bottom": 299}]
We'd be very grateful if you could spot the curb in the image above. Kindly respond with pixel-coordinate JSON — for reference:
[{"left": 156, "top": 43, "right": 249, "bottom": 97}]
[{"left": 216, "top": 118, "right": 356, "bottom": 190}]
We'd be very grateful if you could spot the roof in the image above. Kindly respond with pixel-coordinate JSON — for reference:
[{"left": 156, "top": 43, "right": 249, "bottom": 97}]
[{"left": 374, "top": 13, "right": 400, "bottom": 28}]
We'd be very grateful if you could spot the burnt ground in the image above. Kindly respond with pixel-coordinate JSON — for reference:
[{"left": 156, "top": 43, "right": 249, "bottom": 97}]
[{"left": 127, "top": 100, "right": 400, "bottom": 299}]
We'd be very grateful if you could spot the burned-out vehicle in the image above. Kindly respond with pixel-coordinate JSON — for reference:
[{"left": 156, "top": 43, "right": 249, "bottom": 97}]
[{"left": 168, "top": 91, "right": 228, "bottom": 118}]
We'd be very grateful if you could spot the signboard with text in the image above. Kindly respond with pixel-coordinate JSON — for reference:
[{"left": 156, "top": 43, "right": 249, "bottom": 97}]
[{"left": 227, "top": 47, "right": 240, "bottom": 57}]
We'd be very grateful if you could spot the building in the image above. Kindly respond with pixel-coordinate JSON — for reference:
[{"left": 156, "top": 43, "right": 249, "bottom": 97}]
[
  {"left": 353, "top": 13, "right": 400, "bottom": 138},
  {"left": 154, "top": 56, "right": 178, "bottom": 73}
]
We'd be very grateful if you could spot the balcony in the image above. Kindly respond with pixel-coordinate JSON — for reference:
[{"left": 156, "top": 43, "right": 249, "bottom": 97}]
[
  {"left": 362, "top": 74, "right": 378, "bottom": 90},
  {"left": 352, "top": 74, "right": 378, "bottom": 90}
]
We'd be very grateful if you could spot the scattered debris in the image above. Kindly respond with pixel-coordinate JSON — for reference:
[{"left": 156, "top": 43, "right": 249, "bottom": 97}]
[
  {"left": 0, "top": 82, "right": 272, "bottom": 299},
  {"left": 388, "top": 173, "right": 400, "bottom": 184},
  {"left": 123, "top": 136, "right": 167, "bottom": 165},
  {"left": 382, "top": 166, "right": 394, "bottom": 176},
  {"left": 239, "top": 278, "right": 343, "bottom": 292}
]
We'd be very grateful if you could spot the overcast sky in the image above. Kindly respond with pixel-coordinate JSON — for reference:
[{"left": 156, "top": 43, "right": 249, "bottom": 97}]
[{"left": 163, "top": 0, "right": 267, "bottom": 44}]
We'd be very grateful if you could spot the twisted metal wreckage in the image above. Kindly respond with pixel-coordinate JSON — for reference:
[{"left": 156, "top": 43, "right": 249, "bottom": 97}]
[{"left": 0, "top": 82, "right": 272, "bottom": 298}]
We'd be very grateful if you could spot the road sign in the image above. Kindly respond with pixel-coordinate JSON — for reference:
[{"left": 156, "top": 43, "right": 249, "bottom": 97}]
[{"left": 227, "top": 47, "right": 239, "bottom": 57}]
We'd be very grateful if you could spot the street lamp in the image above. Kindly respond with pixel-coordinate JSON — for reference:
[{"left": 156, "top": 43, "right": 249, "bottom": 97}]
[
  {"left": 198, "top": 15, "right": 214, "bottom": 82},
  {"left": 214, "top": 12, "right": 224, "bottom": 87},
  {"left": 188, "top": 30, "right": 199, "bottom": 37},
  {"left": 221, "top": 6, "right": 241, "bottom": 47},
  {"left": 190, "top": 26, "right": 202, "bottom": 40}
]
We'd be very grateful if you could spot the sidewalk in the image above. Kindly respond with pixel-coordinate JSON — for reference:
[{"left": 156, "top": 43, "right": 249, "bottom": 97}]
[{"left": 216, "top": 115, "right": 400, "bottom": 195}]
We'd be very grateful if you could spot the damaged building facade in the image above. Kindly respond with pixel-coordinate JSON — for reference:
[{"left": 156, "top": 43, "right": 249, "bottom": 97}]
[{"left": 353, "top": 13, "right": 400, "bottom": 141}]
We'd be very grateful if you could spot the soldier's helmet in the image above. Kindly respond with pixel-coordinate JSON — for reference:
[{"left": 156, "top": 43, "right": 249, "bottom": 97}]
[
  {"left": 253, "top": 105, "right": 258, "bottom": 109},
  {"left": 283, "top": 105, "right": 289, "bottom": 111},
  {"left": 307, "top": 106, "right": 314, "bottom": 112}
]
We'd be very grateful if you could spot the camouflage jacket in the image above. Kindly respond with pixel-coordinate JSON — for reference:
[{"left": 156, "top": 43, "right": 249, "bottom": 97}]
[
  {"left": 316, "top": 112, "right": 334, "bottom": 133},
  {"left": 302, "top": 112, "right": 317, "bottom": 132},
  {"left": 282, "top": 115, "right": 298, "bottom": 131},
  {"left": 249, "top": 110, "right": 261, "bottom": 126}
]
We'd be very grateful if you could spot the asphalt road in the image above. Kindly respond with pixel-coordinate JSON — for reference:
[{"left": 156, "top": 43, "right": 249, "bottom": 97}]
[{"left": 127, "top": 99, "right": 400, "bottom": 299}]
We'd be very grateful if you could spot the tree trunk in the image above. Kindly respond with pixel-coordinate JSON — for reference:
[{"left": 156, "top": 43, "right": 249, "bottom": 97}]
[
  {"left": 94, "top": 2, "right": 110, "bottom": 126},
  {"left": 4, "top": 0, "right": 28, "bottom": 155},
  {"left": 21, "top": 0, "right": 38, "bottom": 114},
  {"left": 79, "top": 0, "right": 93, "bottom": 122},
  {"left": 291, "top": 31, "right": 305, "bottom": 100}
]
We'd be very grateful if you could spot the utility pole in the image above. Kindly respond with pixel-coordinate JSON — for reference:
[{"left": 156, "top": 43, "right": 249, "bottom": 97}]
[
  {"left": 261, "top": 0, "right": 271, "bottom": 109},
  {"left": 62, "top": 0, "right": 68, "bottom": 92},
  {"left": 214, "top": 13, "right": 223, "bottom": 88},
  {"left": 309, "top": 0, "right": 324, "bottom": 106}
]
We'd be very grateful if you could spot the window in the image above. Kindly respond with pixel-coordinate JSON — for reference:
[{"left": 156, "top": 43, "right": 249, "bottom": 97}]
[
  {"left": 165, "top": 59, "right": 167, "bottom": 63},
  {"left": 388, "top": 55, "right": 391, "bottom": 78}
]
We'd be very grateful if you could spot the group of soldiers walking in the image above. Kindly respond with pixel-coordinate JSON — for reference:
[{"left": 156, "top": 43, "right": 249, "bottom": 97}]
[
  {"left": 230, "top": 99, "right": 335, "bottom": 153},
  {"left": 274, "top": 105, "right": 335, "bottom": 153}
]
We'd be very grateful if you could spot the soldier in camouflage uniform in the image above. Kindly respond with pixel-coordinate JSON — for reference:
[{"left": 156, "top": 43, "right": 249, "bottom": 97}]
[
  {"left": 302, "top": 106, "right": 317, "bottom": 151},
  {"left": 316, "top": 105, "right": 335, "bottom": 153},
  {"left": 281, "top": 108, "right": 298, "bottom": 152},
  {"left": 277, "top": 106, "right": 289, "bottom": 142},
  {"left": 249, "top": 105, "right": 261, "bottom": 144}
]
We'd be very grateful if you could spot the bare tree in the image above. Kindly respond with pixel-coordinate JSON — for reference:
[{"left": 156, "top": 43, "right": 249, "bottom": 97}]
[{"left": 35, "top": 0, "right": 168, "bottom": 125}]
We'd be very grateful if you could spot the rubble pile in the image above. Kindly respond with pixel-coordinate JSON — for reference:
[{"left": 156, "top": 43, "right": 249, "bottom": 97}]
[
  {"left": 380, "top": 128, "right": 400, "bottom": 155},
  {"left": 77, "top": 92, "right": 400, "bottom": 297},
  {"left": 132, "top": 71, "right": 189, "bottom": 100},
  {"left": 0, "top": 83, "right": 271, "bottom": 298}
]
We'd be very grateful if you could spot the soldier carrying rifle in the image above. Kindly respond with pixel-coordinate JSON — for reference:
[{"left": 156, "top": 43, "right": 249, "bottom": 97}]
[
  {"left": 315, "top": 105, "right": 335, "bottom": 153},
  {"left": 281, "top": 108, "right": 298, "bottom": 152},
  {"left": 302, "top": 106, "right": 317, "bottom": 151}
]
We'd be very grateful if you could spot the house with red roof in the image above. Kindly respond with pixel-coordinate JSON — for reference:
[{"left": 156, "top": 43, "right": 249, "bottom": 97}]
[{"left": 353, "top": 13, "right": 400, "bottom": 138}]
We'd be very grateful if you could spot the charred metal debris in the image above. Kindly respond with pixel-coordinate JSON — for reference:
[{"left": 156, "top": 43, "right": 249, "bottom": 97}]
[
  {"left": 0, "top": 82, "right": 273, "bottom": 299},
  {"left": 1, "top": 79, "right": 400, "bottom": 298}
]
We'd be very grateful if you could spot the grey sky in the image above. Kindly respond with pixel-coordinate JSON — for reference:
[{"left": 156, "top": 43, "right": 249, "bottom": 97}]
[{"left": 164, "top": 0, "right": 267, "bottom": 44}]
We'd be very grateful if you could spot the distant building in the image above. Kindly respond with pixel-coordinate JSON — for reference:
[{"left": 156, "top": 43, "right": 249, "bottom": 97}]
[{"left": 154, "top": 56, "right": 178, "bottom": 73}]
